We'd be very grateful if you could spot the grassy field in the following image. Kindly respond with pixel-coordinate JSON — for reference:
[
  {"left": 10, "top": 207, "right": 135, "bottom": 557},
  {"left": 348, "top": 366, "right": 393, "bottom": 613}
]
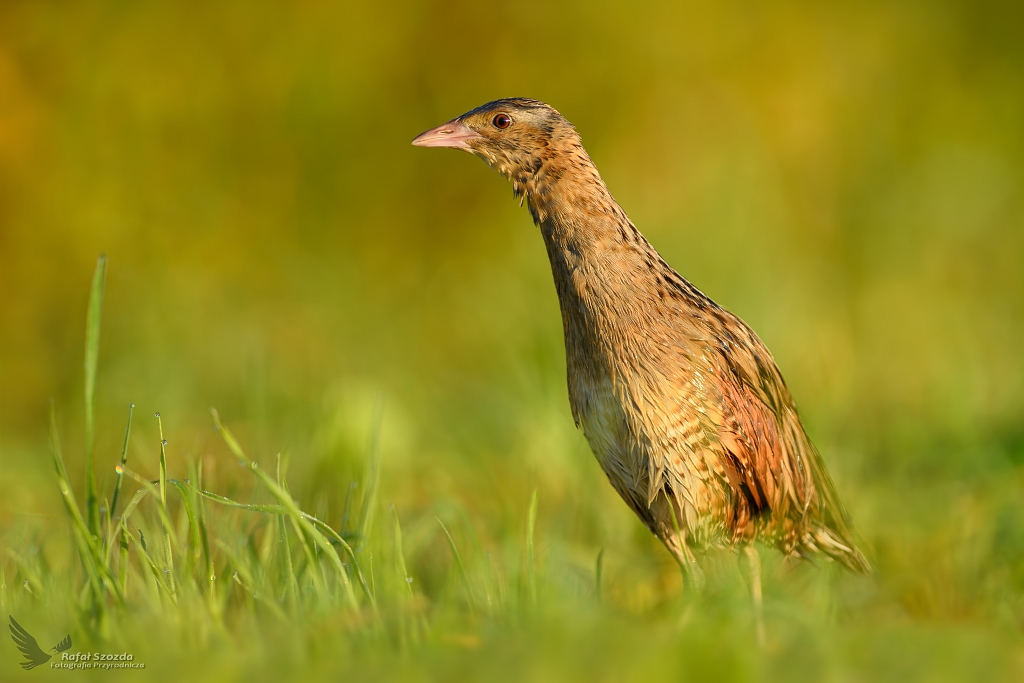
[{"left": 2, "top": 1, "right": 1023, "bottom": 681}]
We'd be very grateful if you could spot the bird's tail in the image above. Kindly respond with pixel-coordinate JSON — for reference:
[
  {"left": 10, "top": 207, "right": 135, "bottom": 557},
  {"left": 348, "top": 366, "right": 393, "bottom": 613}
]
[
  {"left": 808, "top": 524, "right": 872, "bottom": 574},
  {"left": 791, "top": 414, "right": 872, "bottom": 574}
]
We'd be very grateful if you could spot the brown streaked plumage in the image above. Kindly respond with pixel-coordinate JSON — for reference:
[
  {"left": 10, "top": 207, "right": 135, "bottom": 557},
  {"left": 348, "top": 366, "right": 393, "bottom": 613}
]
[{"left": 413, "top": 98, "right": 870, "bottom": 580}]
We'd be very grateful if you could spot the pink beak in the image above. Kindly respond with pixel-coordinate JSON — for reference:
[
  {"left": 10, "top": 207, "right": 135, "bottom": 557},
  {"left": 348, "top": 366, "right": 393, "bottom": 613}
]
[{"left": 411, "top": 119, "right": 483, "bottom": 151}]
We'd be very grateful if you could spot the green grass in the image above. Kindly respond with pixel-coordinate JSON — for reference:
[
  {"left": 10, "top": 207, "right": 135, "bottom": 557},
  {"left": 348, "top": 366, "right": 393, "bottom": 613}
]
[{"left": 3, "top": 255, "right": 1023, "bottom": 683}]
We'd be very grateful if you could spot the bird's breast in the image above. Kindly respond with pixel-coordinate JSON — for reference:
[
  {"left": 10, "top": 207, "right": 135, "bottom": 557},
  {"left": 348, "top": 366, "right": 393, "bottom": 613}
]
[{"left": 571, "top": 372, "right": 652, "bottom": 511}]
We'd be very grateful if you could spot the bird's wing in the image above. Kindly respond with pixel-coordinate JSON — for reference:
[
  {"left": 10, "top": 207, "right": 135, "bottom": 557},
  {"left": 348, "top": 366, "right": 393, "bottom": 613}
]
[
  {"left": 707, "top": 313, "right": 798, "bottom": 512},
  {"left": 53, "top": 634, "right": 73, "bottom": 653},
  {"left": 702, "top": 310, "right": 868, "bottom": 570},
  {"left": 9, "top": 616, "right": 51, "bottom": 669}
]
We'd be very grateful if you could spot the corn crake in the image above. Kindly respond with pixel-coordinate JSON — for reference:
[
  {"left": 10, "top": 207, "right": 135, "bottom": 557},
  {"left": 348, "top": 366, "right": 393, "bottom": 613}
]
[{"left": 412, "top": 99, "right": 870, "bottom": 631}]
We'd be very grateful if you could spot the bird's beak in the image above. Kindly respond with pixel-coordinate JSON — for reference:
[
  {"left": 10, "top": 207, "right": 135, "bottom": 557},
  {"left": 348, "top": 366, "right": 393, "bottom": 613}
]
[{"left": 411, "top": 119, "right": 483, "bottom": 151}]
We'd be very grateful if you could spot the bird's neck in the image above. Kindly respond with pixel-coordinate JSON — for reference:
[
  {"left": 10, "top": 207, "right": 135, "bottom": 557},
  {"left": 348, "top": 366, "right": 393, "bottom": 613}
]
[
  {"left": 525, "top": 153, "right": 669, "bottom": 351},
  {"left": 526, "top": 153, "right": 659, "bottom": 277}
]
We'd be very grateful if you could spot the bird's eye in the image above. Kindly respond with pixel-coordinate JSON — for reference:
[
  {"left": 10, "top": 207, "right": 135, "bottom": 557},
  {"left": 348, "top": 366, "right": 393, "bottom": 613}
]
[{"left": 492, "top": 113, "right": 512, "bottom": 129}]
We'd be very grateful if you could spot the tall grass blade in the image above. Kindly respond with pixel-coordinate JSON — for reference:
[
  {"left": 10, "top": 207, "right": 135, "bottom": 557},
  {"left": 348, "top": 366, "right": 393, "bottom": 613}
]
[
  {"left": 107, "top": 488, "right": 148, "bottom": 559},
  {"left": 6, "top": 549, "right": 44, "bottom": 595},
  {"left": 124, "top": 524, "right": 174, "bottom": 603},
  {"left": 119, "top": 521, "right": 130, "bottom": 595},
  {"left": 49, "top": 402, "right": 121, "bottom": 607},
  {"left": 289, "top": 513, "right": 329, "bottom": 599},
  {"left": 155, "top": 413, "right": 175, "bottom": 596},
  {"left": 340, "top": 481, "right": 357, "bottom": 535},
  {"left": 393, "top": 509, "right": 412, "bottom": 600},
  {"left": 169, "top": 479, "right": 201, "bottom": 571},
  {"left": 356, "top": 395, "right": 385, "bottom": 551},
  {"left": 119, "top": 465, "right": 179, "bottom": 603},
  {"left": 393, "top": 507, "right": 420, "bottom": 647},
  {"left": 277, "top": 454, "right": 299, "bottom": 613},
  {"left": 83, "top": 253, "right": 107, "bottom": 537},
  {"left": 219, "top": 544, "right": 288, "bottom": 623},
  {"left": 526, "top": 489, "right": 538, "bottom": 607},
  {"left": 210, "top": 409, "right": 358, "bottom": 609},
  {"left": 437, "top": 517, "right": 476, "bottom": 614},
  {"left": 119, "top": 467, "right": 179, "bottom": 547},
  {"left": 193, "top": 460, "right": 219, "bottom": 615},
  {"left": 190, "top": 483, "right": 374, "bottom": 607},
  {"left": 108, "top": 402, "right": 134, "bottom": 545}
]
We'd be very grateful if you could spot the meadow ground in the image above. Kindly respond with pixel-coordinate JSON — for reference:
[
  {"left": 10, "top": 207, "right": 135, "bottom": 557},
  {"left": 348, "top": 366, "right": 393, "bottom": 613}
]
[
  {"left": 2, "top": 262, "right": 1023, "bottom": 683},
  {"left": 1, "top": 1, "right": 1023, "bottom": 681}
]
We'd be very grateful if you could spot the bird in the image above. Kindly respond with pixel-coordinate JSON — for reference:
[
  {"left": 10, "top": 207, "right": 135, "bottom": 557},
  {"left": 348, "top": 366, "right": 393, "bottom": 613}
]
[
  {"left": 9, "top": 616, "right": 72, "bottom": 670},
  {"left": 412, "top": 98, "right": 870, "bottom": 601}
]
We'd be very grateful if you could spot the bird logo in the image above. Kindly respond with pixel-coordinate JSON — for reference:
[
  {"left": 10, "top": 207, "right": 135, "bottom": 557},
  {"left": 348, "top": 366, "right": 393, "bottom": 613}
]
[{"left": 8, "top": 616, "right": 72, "bottom": 670}]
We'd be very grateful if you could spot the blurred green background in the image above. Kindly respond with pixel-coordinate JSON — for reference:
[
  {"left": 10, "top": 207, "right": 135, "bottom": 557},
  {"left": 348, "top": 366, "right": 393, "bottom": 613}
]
[{"left": 1, "top": 0, "right": 1023, "bottom": 680}]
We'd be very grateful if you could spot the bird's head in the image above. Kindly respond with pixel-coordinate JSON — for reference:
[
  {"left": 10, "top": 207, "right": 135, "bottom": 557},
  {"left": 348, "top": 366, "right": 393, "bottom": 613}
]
[{"left": 412, "top": 98, "right": 579, "bottom": 187}]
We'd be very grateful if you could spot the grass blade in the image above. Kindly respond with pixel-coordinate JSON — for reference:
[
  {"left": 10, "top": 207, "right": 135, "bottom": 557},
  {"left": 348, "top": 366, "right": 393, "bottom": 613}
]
[
  {"left": 155, "top": 413, "right": 175, "bottom": 596},
  {"left": 219, "top": 542, "right": 288, "bottom": 623},
  {"left": 119, "top": 522, "right": 130, "bottom": 595},
  {"left": 6, "top": 549, "right": 44, "bottom": 596},
  {"left": 356, "top": 395, "right": 384, "bottom": 551},
  {"left": 393, "top": 507, "right": 421, "bottom": 647},
  {"left": 193, "top": 460, "right": 218, "bottom": 606},
  {"left": 119, "top": 467, "right": 179, "bottom": 549},
  {"left": 394, "top": 509, "right": 412, "bottom": 599},
  {"left": 437, "top": 517, "right": 477, "bottom": 614},
  {"left": 84, "top": 253, "right": 107, "bottom": 537},
  {"left": 169, "top": 479, "right": 201, "bottom": 571},
  {"left": 106, "top": 487, "right": 150, "bottom": 564},
  {"left": 108, "top": 404, "right": 134, "bottom": 527},
  {"left": 190, "top": 483, "right": 374, "bottom": 609},
  {"left": 526, "top": 489, "right": 538, "bottom": 607},
  {"left": 124, "top": 523, "right": 174, "bottom": 602},
  {"left": 210, "top": 409, "right": 358, "bottom": 609},
  {"left": 50, "top": 402, "right": 122, "bottom": 606},
  {"left": 106, "top": 402, "right": 134, "bottom": 555},
  {"left": 277, "top": 454, "right": 299, "bottom": 613}
]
